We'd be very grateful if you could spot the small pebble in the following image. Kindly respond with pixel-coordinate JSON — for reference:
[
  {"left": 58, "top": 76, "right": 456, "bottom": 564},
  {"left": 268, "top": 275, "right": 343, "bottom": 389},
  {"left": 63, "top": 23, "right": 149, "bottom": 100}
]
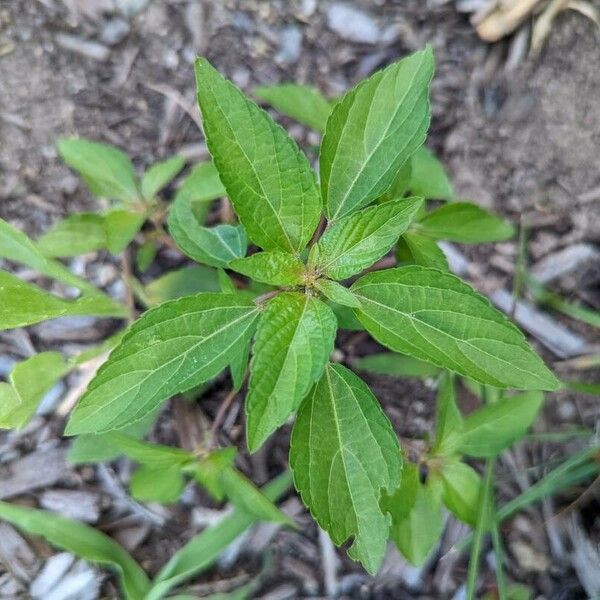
[{"left": 327, "top": 3, "right": 380, "bottom": 44}]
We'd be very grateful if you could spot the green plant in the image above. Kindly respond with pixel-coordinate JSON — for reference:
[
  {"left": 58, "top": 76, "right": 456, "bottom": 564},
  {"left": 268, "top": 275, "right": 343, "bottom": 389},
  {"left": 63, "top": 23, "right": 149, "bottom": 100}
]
[{"left": 1, "top": 46, "right": 575, "bottom": 591}]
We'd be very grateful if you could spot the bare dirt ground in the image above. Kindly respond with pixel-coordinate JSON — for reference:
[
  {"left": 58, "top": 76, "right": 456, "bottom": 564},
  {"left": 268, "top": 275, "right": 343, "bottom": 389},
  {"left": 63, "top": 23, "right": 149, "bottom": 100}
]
[{"left": 1, "top": 1, "right": 599, "bottom": 598}]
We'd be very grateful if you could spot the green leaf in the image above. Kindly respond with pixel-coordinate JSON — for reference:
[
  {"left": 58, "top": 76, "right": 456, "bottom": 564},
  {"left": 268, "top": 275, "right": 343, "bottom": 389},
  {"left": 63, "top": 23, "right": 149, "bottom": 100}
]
[
  {"left": 230, "top": 251, "right": 305, "bottom": 287},
  {"left": 144, "top": 265, "right": 220, "bottom": 306},
  {"left": 397, "top": 230, "right": 449, "bottom": 270},
  {"left": 254, "top": 83, "right": 332, "bottom": 132},
  {"left": 459, "top": 391, "right": 544, "bottom": 457},
  {"left": 290, "top": 364, "right": 402, "bottom": 574},
  {"left": 0, "top": 501, "right": 150, "bottom": 600},
  {"left": 438, "top": 460, "right": 481, "bottom": 525},
  {"left": 37, "top": 214, "right": 108, "bottom": 257},
  {"left": 314, "top": 279, "right": 361, "bottom": 308},
  {"left": 136, "top": 240, "right": 157, "bottom": 272},
  {"left": 168, "top": 190, "right": 247, "bottom": 268},
  {"left": 330, "top": 303, "right": 365, "bottom": 331},
  {"left": 147, "top": 472, "right": 292, "bottom": 600},
  {"left": 218, "top": 268, "right": 237, "bottom": 294},
  {"left": 106, "top": 432, "right": 192, "bottom": 467},
  {"left": 407, "top": 146, "right": 453, "bottom": 200},
  {"left": 320, "top": 47, "right": 434, "bottom": 220},
  {"left": 351, "top": 267, "right": 560, "bottom": 390},
  {"left": 378, "top": 160, "right": 412, "bottom": 202},
  {"left": 174, "top": 161, "right": 226, "bottom": 210},
  {"left": 0, "top": 270, "right": 127, "bottom": 331},
  {"left": 246, "top": 292, "right": 336, "bottom": 451},
  {"left": 218, "top": 467, "right": 294, "bottom": 525},
  {"left": 57, "top": 138, "right": 139, "bottom": 203},
  {"left": 0, "top": 217, "right": 118, "bottom": 295},
  {"left": 432, "top": 372, "right": 463, "bottom": 455},
  {"left": 195, "top": 58, "right": 321, "bottom": 253},
  {"left": 130, "top": 465, "right": 185, "bottom": 503},
  {"left": 315, "top": 197, "right": 423, "bottom": 280},
  {"left": 103, "top": 209, "right": 145, "bottom": 254},
  {"left": 141, "top": 155, "right": 185, "bottom": 200},
  {"left": 417, "top": 202, "right": 515, "bottom": 243},
  {"left": 382, "top": 463, "right": 443, "bottom": 565},
  {"left": 353, "top": 352, "right": 440, "bottom": 379},
  {"left": 0, "top": 352, "right": 69, "bottom": 428},
  {"left": 65, "top": 293, "right": 260, "bottom": 434}
]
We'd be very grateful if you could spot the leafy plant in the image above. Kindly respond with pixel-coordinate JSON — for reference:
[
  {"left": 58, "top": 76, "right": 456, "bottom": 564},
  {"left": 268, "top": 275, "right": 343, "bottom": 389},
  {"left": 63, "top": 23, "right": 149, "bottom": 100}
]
[{"left": 0, "top": 45, "right": 569, "bottom": 589}]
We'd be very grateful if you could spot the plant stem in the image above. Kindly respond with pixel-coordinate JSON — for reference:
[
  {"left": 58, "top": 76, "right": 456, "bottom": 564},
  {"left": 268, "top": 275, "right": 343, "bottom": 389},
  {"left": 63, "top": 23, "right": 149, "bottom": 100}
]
[
  {"left": 490, "top": 496, "right": 508, "bottom": 600},
  {"left": 466, "top": 457, "right": 495, "bottom": 600}
]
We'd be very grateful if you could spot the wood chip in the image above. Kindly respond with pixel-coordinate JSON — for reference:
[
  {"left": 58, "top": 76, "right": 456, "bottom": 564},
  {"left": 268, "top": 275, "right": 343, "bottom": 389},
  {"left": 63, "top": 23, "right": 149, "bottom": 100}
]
[
  {"left": 40, "top": 490, "right": 101, "bottom": 524},
  {"left": 0, "top": 447, "right": 70, "bottom": 500},
  {"left": 0, "top": 523, "right": 39, "bottom": 581},
  {"left": 55, "top": 34, "right": 111, "bottom": 62},
  {"left": 530, "top": 243, "right": 599, "bottom": 284}
]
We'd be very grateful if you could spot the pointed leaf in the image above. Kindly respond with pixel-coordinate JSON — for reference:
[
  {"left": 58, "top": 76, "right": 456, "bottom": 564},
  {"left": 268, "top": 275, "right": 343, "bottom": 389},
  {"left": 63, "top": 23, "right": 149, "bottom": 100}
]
[
  {"left": 168, "top": 191, "right": 247, "bottom": 268},
  {"left": 353, "top": 352, "right": 440, "bottom": 379},
  {"left": 351, "top": 267, "right": 560, "bottom": 390},
  {"left": 314, "top": 279, "right": 361, "bottom": 308},
  {"left": 230, "top": 251, "right": 305, "bottom": 287},
  {"left": 141, "top": 155, "right": 185, "bottom": 200},
  {"left": 254, "top": 83, "right": 332, "bottom": 132},
  {"left": 417, "top": 202, "right": 515, "bottom": 243},
  {"left": 104, "top": 209, "right": 145, "bottom": 254},
  {"left": 407, "top": 146, "right": 453, "bottom": 200},
  {"left": 438, "top": 460, "right": 481, "bottom": 525},
  {"left": 66, "top": 293, "right": 260, "bottom": 434},
  {"left": 432, "top": 372, "right": 463, "bottom": 455},
  {"left": 174, "top": 161, "right": 226, "bottom": 207},
  {"left": 37, "top": 214, "right": 108, "bottom": 257},
  {"left": 195, "top": 58, "right": 321, "bottom": 252},
  {"left": 321, "top": 47, "right": 434, "bottom": 220},
  {"left": 57, "top": 138, "right": 139, "bottom": 203},
  {"left": 290, "top": 364, "right": 402, "bottom": 574},
  {"left": 246, "top": 293, "right": 336, "bottom": 451},
  {"left": 459, "top": 391, "right": 544, "bottom": 457},
  {"left": 144, "top": 265, "right": 220, "bottom": 306},
  {"left": 315, "top": 197, "right": 423, "bottom": 280},
  {"left": 382, "top": 463, "right": 443, "bottom": 565},
  {"left": 0, "top": 501, "right": 150, "bottom": 600},
  {"left": 0, "top": 270, "right": 127, "bottom": 330},
  {"left": 0, "top": 352, "right": 69, "bottom": 428}
]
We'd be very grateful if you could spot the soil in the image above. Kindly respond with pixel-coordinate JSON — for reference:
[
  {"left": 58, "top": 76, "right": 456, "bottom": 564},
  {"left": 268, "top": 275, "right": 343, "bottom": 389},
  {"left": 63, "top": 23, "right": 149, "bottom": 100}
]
[{"left": 1, "top": 1, "right": 599, "bottom": 598}]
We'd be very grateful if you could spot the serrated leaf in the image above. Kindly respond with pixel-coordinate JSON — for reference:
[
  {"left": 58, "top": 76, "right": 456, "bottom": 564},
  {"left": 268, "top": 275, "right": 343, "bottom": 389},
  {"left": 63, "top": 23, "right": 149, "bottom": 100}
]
[
  {"left": 353, "top": 352, "right": 440, "bottom": 379},
  {"left": 0, "top": 352, "right": 69, "bottom": 429},
  {"left": 382, "top": 463, "right": 443, "bottom": 565},
  {"left": 144, "top": 265, "right": 220, "bottom": 306},
  {"left": 37, "top": 213, "right": 108, "bottom": 257},
  {"left": 407, "top": 146, "right": 453, "bottom": 200},
  {"left": 290, "top": 364, "right": 401, "bottom": 574},
  {"left": 195, "top": 58, "right": 321, "bottom": 253},
  {"left": 0, "top": 270, "right": 127, "bottom": 330},
  {"left": 130, "top": 464, "right": 186, "bottom": 503},
  {"left": 397, "top": 230, "right": 449, "bottom": 270},
  {"left": 254, "top": 83, "right": 332, "bottom": 132},
  {"left": 141, "top": 155, "right": 185, "bottom": 200},
  {"left": 432, "top": 372, "right": 463, "bottom": 455},
  {"left": 57, "top": 138, "right": 139, "bottom": 203},
  {"left": 168, "top": 190, "right": 247, "bottom": 268},
  {"left": 438, "top": 460, "right": 481, "bottom": 525},
  {"left": 314, "top": 279, "right": 361, "bottom": 308},
  {"left": 230, "top": 252, "right": 305, "bottom": 287},
  {"left": 0, "top": 501, "right": 150, "bottom": 600},
  {"left": 351, "top": 267, "right": 560, "bottom": 390},
  {"left": 316, "top": 197, "right": 423, "bottom": 280},
  {"left": 459, "top": 391, "right": 544, "bottom": 457},
  {"left": 246, "top": 292, "right": 336, "bottom": 452},
  {"left": 417, "top": 202, "right": 514, "bottom": 243},
  {"left": 65, "top": 293, "right": 260, "bottom": 435},
  {"left": 320, "top": 47, "right": 434, "bottom": 220}
]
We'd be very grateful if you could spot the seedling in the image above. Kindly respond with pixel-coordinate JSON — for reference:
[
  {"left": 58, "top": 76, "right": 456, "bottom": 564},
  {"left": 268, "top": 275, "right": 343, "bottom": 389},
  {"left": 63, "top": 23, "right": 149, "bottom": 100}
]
[{"left": 0, "top": 46, "right": 572, "bottom": 589}]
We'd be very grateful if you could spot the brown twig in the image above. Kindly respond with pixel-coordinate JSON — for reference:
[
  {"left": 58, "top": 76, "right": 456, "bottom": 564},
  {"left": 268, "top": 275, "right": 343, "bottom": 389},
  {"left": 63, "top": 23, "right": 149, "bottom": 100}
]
[{"left": 210, "top": 377, "right": 248, "bottom": 443}]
